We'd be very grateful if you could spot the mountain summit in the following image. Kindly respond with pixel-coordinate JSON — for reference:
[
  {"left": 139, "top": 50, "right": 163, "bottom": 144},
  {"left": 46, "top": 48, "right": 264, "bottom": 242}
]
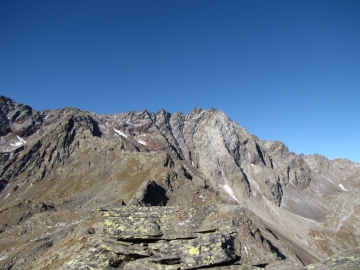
[{"left": 1, "top": 95, "right": 360, "bottom": 269}]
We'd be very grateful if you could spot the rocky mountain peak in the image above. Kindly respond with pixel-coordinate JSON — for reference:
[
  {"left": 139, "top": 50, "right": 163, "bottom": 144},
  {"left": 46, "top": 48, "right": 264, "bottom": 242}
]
[{"left": 0, "top": 95, "right": 360, "bottom": 269}]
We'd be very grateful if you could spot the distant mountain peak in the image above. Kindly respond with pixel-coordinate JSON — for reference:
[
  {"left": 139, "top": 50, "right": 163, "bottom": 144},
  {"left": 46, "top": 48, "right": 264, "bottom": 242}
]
[{"left": 1, "top": 95, "right": 360, "bottom": 269}]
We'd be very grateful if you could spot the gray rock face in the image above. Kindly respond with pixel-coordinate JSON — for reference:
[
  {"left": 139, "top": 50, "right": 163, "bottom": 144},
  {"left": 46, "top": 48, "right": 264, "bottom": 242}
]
[
  {"left": 0, "top": 95, "right": 45, "bottom": 138},
  {"left": 106, "top": 107, "right": 314, "bottom": 208},
  {"left": 1, "top": 95, "right": 360, "bottom": 269},
  {"left": 63, "top": 205, "right": 286, "bottom": 269}
]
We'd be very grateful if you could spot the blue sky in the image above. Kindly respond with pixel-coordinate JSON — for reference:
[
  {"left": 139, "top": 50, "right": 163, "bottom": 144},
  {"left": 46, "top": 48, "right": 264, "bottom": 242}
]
[{"left": 1, "top": 0, "right": 359, "bottom": 162}]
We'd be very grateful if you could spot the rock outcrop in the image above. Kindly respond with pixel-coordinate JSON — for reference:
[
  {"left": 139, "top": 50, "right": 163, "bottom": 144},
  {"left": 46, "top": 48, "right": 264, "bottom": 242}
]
[
  {"left": 66, "top": 205, "right": 243, "bottom": 269},
  {"left": 62, "top": 205, "right": 298, "bottom": 269}
]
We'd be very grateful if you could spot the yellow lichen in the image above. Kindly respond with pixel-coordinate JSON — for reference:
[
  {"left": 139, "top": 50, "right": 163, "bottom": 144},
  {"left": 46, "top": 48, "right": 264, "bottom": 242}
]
[
  {"left": 103, "top": 219, "right": 113, "bottom": 226},
  {"left": 189, "top": 246, "right": 200, "bottom": 255},
  {"left": 66, "top": 259, "right": 75, "bottom": 265},
  {"left": 116, "top": 224, "right": 126, "bottom": 231}
]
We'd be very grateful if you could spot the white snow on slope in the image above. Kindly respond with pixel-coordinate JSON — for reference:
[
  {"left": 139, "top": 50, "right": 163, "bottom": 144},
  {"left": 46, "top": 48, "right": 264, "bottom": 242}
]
[
  {"left": 10, "top": 141, "right": 23, "bottom": 147},
  {"left": 0, "top": 252, "right": 8, "bottom": 261},
  {"left": 10, "top": 135, "right": 26, "bottom": 147},
  {"left": 18, "top": 135, "right": 26, "bottom": 143},
  {"left": 223, "top": 184, "right": 240, "bottom": 203},
  {"left": 113, "top": 128, "right": 128, "bottom": 138},
  {"left": 138, "top": 140, "right": 147, "bottom": 145},
  {"left": 339, "top": 184, "right": 348, "bottom": 191}
]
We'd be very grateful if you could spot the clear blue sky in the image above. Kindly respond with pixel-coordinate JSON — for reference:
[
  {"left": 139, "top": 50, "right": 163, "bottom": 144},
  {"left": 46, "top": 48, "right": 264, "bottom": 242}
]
[{"left": 1, "top": 0, "right": 359, "bottom": 162}]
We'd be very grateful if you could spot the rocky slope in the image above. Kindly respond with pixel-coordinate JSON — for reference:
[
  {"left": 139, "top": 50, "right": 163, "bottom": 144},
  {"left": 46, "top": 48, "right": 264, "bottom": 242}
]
[{"left": 0, "top": 95, "right": 359, "bottom": 269}]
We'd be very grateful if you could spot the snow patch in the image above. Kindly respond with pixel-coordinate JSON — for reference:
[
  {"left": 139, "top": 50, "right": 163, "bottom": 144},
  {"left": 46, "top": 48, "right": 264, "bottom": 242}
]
[
  {"left": 25, "top": 183, "right": 33, "bottom": 192},
  {"left": 113, "top": 128, "right": 128, "bottom": 138},
  {"left": 0, "top": 252, "right": 8, "bottom": 261},
  {"left": 339, "top": 184, "right": 348, "bottom": 191},
  {"left": 71, "top": 220, "right": 80, "bottom": 225},
  {"left": 10, "top": 135, "right": 27, "bottom": 147},
  {"left": 4, "top": 193, "right": 10, "bottom": 200},
  {"left": 138, "top": 140, "right": 147, "bottom": 145},
  {"left": 223, "top": 184, "right": 240, "bottom": 203},
  {"left": 10, "top": 142, "right": 23, "bottom": 146},
  {"left": 198, "top": 195, "right": 205, "bottom": 201}
]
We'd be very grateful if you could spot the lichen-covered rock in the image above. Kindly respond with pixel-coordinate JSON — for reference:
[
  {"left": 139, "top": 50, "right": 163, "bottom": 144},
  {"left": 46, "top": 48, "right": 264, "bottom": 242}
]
[
  {"left": 65, "top": 205, "right": 245, "bottom": 269},
  {"left": 305, "top": 248, "right": 360, "bottom": 270},
  {"left": 102, "top": 205, "right": 243, "bottom": 241},
  {"left": 62, "top": 205, "right": 301, "bottom": 269},
  {"left": 63, "top": 248, "right": 116, "bottom": 270}
]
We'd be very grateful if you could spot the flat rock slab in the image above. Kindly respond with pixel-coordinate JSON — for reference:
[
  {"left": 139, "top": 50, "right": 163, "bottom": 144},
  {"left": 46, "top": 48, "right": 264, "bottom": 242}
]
[
  {"left": 64, "top": 205, "right": 245, "bottom": 269},
  {"left": 102, "top": 205, "right": 244, "bottom": 240}
]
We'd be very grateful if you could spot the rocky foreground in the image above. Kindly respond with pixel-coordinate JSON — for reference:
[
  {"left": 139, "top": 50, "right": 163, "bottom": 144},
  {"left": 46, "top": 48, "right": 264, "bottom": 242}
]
[
  {"left": 27, "top": 205, "right": 360, "bottom": 270},
  {"left": 1, "top": 95, "right": 360, "bottom": 269}
]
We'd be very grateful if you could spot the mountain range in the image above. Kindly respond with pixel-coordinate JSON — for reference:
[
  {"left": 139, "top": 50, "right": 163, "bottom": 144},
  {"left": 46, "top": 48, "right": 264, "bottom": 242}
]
[{"left": 0, "top": 95, "right": 359, "bottom": 269}]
